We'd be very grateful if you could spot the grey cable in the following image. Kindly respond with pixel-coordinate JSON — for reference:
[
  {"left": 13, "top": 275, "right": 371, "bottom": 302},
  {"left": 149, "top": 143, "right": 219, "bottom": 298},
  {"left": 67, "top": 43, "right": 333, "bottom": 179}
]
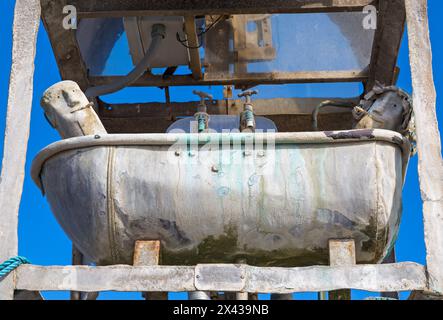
[
  {"left": 312, "top": 100, "right": 355, "bottom": 131},
  {"left": 85, "top": 24, "right": 166, "bottom": 98}
]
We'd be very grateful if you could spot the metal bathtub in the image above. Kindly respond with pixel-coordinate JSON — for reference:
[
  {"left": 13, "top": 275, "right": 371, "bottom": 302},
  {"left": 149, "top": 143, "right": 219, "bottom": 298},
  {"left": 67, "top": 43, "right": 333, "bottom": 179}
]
[{"left": 31, "top": 130, "right": 410, "bottom": 266}]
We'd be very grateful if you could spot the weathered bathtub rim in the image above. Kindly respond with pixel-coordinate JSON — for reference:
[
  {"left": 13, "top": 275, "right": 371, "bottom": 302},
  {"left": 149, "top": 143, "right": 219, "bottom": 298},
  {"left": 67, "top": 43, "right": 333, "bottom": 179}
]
[{"left": 31, "top": 129, "right": 411, "bottom": 191}]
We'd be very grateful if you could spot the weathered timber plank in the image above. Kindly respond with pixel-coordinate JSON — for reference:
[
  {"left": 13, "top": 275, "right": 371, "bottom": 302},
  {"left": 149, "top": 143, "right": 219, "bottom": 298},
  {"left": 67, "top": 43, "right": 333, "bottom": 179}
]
[
  {"left": 70, "top": 245, "right": 83, "bottom": 300},
  {"left": 244, "top": 263, "right": 427, "bottom": 294},
  {"left": 100, "top": 114, "right": 354, "bottom": 134},
  {"left": 98, "top": 97, "right": 357, "bottom": 133},
  {"left": 381, "top": 249, "right": 400, "bottom": 299},
  {"left": 14, "top": 263, "right": 427, "bottom": 293},
  {"left": 328, "top": 240, "right": 356, "bottom": 300},
  {"left": 184, "top": 16, "right": 203, "bottom": 80},
  {"left": 405, "top": 0, "right": 443, "bottom": 294},
  {"left": 98, "top": 97, "right": 359, "bottom": 118},
  {"left": 0, "top": 0, "right": 40, "bottom": 300},
  {"left": 366, "top": 0, "right": 406, "bottom": 89},
  {"left": 133, "top": 240, "right": 168, "bottom": 300},
  {"left": 409, "top": 290, "right": 443, "bottom": 300},
  {"left": 41, "top": 0, "right": 90, "bottom": 90},
  {"left": 15, "top": 265, "right": 196, "bottom": 292},
  {"left": 89, "top": 70, "right": 368, "bottom": 88},
  {"left": 14, "top": 290, "right": 44, "bottom": 300},
  {"left": 71, "top": 0, "right": 376, "bottom": 17}
]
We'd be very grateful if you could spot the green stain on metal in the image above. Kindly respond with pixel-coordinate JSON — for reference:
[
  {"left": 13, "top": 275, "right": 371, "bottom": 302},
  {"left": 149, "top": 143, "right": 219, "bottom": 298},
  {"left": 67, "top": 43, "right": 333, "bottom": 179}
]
[
  {"left": 360, "top": 216, "right": 390, "bottom": 263},
  {"left": 159, "top": 225, "right": 329, "bottom": 267}
]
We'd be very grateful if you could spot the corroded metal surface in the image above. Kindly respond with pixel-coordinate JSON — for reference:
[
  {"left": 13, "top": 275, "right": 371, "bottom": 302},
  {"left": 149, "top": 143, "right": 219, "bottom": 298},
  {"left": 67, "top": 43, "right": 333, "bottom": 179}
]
[{"left": 32, "top": 131, "right": 409, "bottom": 266}]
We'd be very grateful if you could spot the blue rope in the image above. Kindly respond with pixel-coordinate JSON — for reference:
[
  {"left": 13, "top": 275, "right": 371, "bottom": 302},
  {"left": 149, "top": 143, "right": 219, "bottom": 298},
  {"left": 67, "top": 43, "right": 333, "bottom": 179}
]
[{"left": 0, "top": 256, "right": 30, "bottom": 278}]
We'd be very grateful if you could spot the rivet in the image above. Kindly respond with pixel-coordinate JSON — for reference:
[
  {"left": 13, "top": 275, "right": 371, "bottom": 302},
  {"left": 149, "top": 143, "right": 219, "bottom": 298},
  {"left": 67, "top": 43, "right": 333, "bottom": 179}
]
[
  {"left": 94, "top": 134, "right": 100, "bottom": 139},
  {"left": 175, "top": 150, "right": 181, "bottom": 156},
  {"left": 211, "top": 165, "right": 219, "bottom": 173}
]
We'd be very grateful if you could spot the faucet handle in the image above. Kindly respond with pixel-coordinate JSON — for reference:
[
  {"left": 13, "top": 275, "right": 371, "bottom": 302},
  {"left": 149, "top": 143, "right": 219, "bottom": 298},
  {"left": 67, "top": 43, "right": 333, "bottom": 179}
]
[
  {"left": 193, "top": 90, "right": 213, "bottom": 102},
  {"left": 238, "top": 90, "right": 258, "bottom": 103}
]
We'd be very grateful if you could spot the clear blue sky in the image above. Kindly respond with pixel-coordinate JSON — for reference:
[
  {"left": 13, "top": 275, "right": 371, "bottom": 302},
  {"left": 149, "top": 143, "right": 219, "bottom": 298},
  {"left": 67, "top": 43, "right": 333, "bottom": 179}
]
[{"left": 1, "top": 1, "right": 442, "bottom": 300}]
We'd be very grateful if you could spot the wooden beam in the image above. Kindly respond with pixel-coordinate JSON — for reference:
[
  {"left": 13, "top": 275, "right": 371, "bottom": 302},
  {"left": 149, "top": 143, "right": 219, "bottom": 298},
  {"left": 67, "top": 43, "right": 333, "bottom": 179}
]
[
  {"left": 98, "top": 97, "right": 359, "bottom": 118},
  {"left": 89, "top": 70, "right": 368, "bottom": 88},
  {"left": 184, "top": 16, "right": 203, "bottom": 80},
  {"left": 133, "top": 241, "right": 168, "bottom": 300},
  {"left": 41, "top": 0, "right": 90, "bottom": 90},
  {"left": 14, "top": 290, "right": 44, "bottom": 300},
  {"left": 381, "top": 249, "right": 400, "bottom": 299},
  {"left": 405, "top": 0, "right": 443, "bottom": 295},
  {"left": 328, "top": 240, "right": 356, "bottom": 300},
  {"left": 366, "top": 0, "right": 406, "bottom": 89},
  {"left": 70, "top": 245, "right": 85, "bottom": 300},
  {"left": 409, "top": 291, "right": 443, "bottom": 300},
  {"left": 71, "top": 0, "right": 376, "bottom": 18},
  {"left": 14, "top": 263, "right": 427, "bottom": 293},
  {"left": 0, "top": 0, "right": 40, "bottom": 300},
  {"left": 97, "top": 97, "right": 357, "bottom": 133}
]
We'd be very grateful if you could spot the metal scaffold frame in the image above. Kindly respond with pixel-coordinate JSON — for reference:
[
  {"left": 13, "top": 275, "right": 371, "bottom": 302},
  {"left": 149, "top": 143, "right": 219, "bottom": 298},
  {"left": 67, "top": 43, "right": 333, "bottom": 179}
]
[{"left": 1, "top": 0, "right": 442, "bottom": 300}]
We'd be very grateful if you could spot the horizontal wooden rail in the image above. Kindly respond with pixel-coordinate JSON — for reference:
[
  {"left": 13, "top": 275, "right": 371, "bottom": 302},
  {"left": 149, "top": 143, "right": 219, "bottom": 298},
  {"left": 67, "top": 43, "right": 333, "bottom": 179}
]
[
  {"left": 13, "top": 262, "right": 428, "bottom": 293},
  {"left": 89, "top": 70, "right": 368, "bottom": 88},
  {"left": 98, "top": 97, "right": 360, "bottom": 118},
  {"left": 72, "top": 0, "right": 376, "bottom": 18}
]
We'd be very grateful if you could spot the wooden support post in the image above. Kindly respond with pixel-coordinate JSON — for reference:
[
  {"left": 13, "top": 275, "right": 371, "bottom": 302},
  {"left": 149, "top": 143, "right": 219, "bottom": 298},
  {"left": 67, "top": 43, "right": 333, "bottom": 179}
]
[
  {"left": 70, "top": 245, "right": 83, "bottom": 300},
  {"left": 133, "top": 240, "right": 168, "bottom": 300},
  {"left": 381, "top": 249, "right": 399, "bottom": 300},
  {"left": 405, "top": 0, "right": 443, "bottom": 295},
  {"left": 0, "top": 0, "right": 40, "bottom": 300},
  {"left": 188, "top": 291, "right": 211, "bottom": 300},
  {"left": 235, "top": 292, "right": 249, "bottom": 300},
  {"left": 69, "top": 245, "right": 99, "bottom": 300},
  {"left": 366, "top": 0, "right": 406, "bottom": 89},
  {"left": 271, "top": 293, "right": 293, "bottom": 300},
  {"left": 328, "top": 239, "right": 356, "bottom": 300},
  {"left": 234, "top": 259, "right": 248, "bottom": 300},
  {"left": 14, "top": 290, "right": 43, "bottom": 300},
  {"left": 184, "top": 16, "right": 203, "bottom": 80}
]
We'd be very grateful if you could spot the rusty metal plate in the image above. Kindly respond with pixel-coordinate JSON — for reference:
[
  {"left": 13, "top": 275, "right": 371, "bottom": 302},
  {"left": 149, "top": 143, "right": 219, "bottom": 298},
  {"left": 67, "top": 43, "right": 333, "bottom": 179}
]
[{"left": 195, "top": 264, "right": 246, "bottom": 291}]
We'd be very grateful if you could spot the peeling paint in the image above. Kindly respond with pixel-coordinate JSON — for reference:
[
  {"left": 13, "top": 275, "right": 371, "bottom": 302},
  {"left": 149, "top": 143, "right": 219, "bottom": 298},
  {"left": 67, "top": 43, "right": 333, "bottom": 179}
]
[{"left": 324, "top": 129, "right": 375, "bottom": 140}]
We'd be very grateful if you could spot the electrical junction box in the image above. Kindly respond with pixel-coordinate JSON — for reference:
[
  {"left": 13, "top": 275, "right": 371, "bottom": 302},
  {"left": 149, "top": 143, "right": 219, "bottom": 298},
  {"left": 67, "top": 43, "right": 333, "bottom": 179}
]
[{"left": 124, "top": 16, "right": 191, "bottom": 69}]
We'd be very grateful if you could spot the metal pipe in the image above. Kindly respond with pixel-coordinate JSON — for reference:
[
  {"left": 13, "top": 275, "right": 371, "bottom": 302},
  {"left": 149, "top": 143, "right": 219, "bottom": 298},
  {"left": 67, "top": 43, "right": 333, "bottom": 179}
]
[
  {"left": 85, "top": 24, "right": 166, "bottom": 98},
  {"left": 188, "top": 291, "right": 211, "bottom": 300},
  {"left": 311, "top": 100, "right": 355, "bottom": 131},
  {"left": 271, "top": 293, "right": 293, "bottom": 300}
]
